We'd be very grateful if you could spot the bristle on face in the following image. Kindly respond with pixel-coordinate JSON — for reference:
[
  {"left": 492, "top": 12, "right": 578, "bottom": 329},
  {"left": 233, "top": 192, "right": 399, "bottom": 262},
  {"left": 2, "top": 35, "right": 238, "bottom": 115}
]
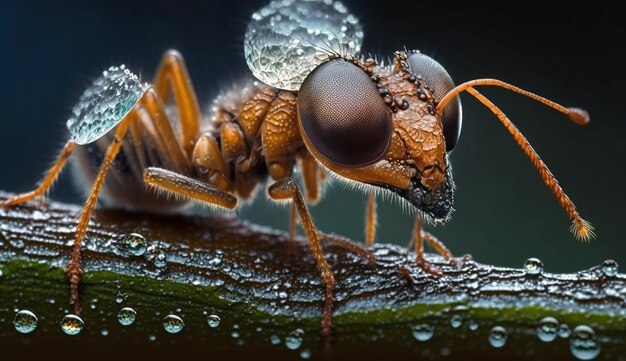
[{"left": 570, "top": 219, "right": 596, "bottom": 242}]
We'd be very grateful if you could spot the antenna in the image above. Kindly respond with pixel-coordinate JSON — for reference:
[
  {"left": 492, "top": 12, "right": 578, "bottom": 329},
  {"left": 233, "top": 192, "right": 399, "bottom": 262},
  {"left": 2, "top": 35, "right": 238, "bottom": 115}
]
[{"left": 437, "top": 79, "right": 594, "bottom": 241}]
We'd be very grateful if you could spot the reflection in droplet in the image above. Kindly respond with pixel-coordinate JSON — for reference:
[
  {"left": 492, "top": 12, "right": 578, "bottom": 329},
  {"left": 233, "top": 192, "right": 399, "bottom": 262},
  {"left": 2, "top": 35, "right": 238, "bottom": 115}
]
[
  {"left": 118, "top": 307, "right": 137, "bottom": 326},
  {"left": 450, "top": 315, "right": 462, "bottom": 328},
  {"left": 537, "top": 316, "right": 559, "bottom": 342},
  {"left": 570, "top": 325, "right": 601, "bottom": 360},
  {"left": 124, "top": 233, "right": 147, "bottom": 256},
  {"left": 60, "top": 314, "right": 84, "bottom": 335},
  {"left": 163, "top": 314, "right": 185, "bottom": 334},
  {"left": 524, "top": 257, "right": 544, "bottom": 275},
  {"left": 488, "top": 326, "right": 507, "bottom": 348},
  {"left": 411, "top": 323, "right": 434, "bottom": 341},
  {"left": 154, "top": 252, "right": 167, "bottom": 268},
  {"left": 558, "top": 324, "right": 572, "bottom": 338},
  {"left": 300, "top": 349, "right": 312, "bottom": 359},
  {"left": 207, "top": 314, "right": 221, "bottom": 328},
  {"left": 285, "top": 328, "right": 304, "bottom": 350},
  {"left": 601, "top": 259, "right": 618, "bottom": 277},
  {"left": 13, "top": 310, "right": 38, "bottom": 334},
  {"left": 270, "top": 334, "right": 281, "bottom": 345}
]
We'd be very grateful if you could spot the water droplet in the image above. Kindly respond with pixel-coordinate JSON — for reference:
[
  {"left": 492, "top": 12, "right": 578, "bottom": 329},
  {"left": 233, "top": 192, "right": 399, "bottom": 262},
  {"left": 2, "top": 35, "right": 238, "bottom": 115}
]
[
  {"left": 243, "top": 0, "right": 363, "bottom": 91},
  {"left": 117, "top": 307, "right": 137, "bottom": 326},
  {"left": 450, "top": 315, "right": 462, "bottom": 328},
  {"left": 601, "top": 259, "right": 618, "bottom": 277},
  {"left": 469, "top": 321, "right": 479, "bottom": 331},
  {"left": 270, "top": 334, "right": 281, "bottom": 345},
  {"left": 231, "top": 331, "right": 240, "bottom": 338},
  {"left": 13, "top": 310, "right": 38, "bottom": 334},
  {"left": 154, "top": 252, "right": 167, "bottom": 268},
  {"left": 300, "top": 349, "right": 311, "bottom": 359},
  {"left": 537, "top": 316, "right": 559, "bottom": 342},
  {"left": 207, "top": 314, "right": 221, "bottom": 328},
  {"left": 66, "top": 65, "right": 143, "bottom": 145},
  {"left": 524, "top": 257, "right": 544, "bottom": 275},
  {"left": 101, "top": 329, "right": 109, "bottom": 336},
  {"left": 411, "top": 323, "right": 434, "bottom": 341},
  {"left": 558, "top": 323, "right": 572, "bottom": 338},
  {"left": 570, "top": 325, "right": 601, "bottom": 360},
  {"left": 148, "top": 335, "right": 157, "bottom": 341},
  {"left": 60, "top": 314, "right": 84, "bottom": 335},
  {"left": 163, "top": 314, "right": 185, "bottom": 334},
  {"left": 488, "top": 326, "right": 507, "bottom": 348},
  {"left": 285, "top": 328, "right": 304, "bottom": 350},
  {"left": 124, "top": 233, "right": 147, "bottom": 256}
]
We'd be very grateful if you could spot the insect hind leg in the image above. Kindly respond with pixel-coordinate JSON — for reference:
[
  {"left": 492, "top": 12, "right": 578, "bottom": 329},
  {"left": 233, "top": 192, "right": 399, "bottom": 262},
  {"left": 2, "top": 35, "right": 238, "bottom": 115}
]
[{"left": 1, "top": 140, "right": 76, "bottom": 209}]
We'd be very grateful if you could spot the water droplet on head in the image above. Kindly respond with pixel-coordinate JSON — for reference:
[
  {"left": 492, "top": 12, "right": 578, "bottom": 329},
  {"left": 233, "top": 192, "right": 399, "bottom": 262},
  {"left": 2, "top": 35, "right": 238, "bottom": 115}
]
[
  {"left": 124, "top": 233, "right": 147, "bottom": 256},
  {"left": 570, "top": 325, "right": 601, "bottom": 360},
  {"left": 207, "top": 314, "right": 221, "bottom": 328},
  {"left": 60, "top": 314, "right": 84, "bottom": 335},
  {"left": 411, "top": 323, "right": 434, "bottom": 341},
  {"left": 601, "top": 259, "right": 618, "bottom": 277},
  {"left": 285, "top": 328, "right": 305, "bottom": 350},
  {"left": 118, "top": 307, "right": 137, "bottom": 326},
  {"left": 13, "top": 310, "right": 38, "bottom": 334},
  {"left": 243, "top": 0, "right": 363, "bottom": 91},
  {"left": 488, "top": 326, "right": 507, "bottom": 348},
  {"left": 163, "top": 314, "right": 185, "bottom": 334},
  {"left": 524, "top": 257, "right": 544, "bottom": 275},
  {"left": 537, "top": 316, "right": 559, "bottom": 342}
]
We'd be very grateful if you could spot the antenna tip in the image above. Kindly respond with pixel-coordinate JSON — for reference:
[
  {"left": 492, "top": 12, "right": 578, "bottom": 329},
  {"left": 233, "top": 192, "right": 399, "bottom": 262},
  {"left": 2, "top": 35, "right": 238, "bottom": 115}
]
[
  {"left": 568, "top": 107, "right": 590, "bottom": 126},
  {"left": 570, "top": 219, "right": 596, "bottom": 242}
]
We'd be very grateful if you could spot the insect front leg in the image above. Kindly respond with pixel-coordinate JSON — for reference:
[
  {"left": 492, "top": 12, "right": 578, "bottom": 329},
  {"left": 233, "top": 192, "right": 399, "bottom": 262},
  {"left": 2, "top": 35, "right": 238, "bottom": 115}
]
[
  {"left": 365, "top": 191, "right": 377, "bottom": 246},
  {"left": 143, "top": 167, "right": 237, "bottom": 209},
  {"left": 1, "top": 140, "right": 76, "bottom": 209},
  {"left": 409, "top": 216, "right": 458, "bottom": 276},
  {"left": 268, "top": 178, "right": 335, "bottom": 339}
]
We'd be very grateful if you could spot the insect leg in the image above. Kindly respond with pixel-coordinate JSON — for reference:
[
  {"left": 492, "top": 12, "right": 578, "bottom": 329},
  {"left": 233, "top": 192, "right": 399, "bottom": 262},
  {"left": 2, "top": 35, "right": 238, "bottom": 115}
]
[
  {"left": 143, "top": 167, "right": 237, "bottom": 209},
  {"left": 410, "top": 216, "right": 444, "bottom": 276},
  {"left": 1, "top": 140, "right": 76, "bottom": 208},
  {"left": 67, "top": 118, "right": 131, "bottom": 315},
  {"left": 320, "top": 232, "right": 376, "bottom": 265},
  {"left": 422, "top": 231, "right": 459, "bottom": 266},
  {"left": 365, "top": 191, "right": 377, "bottom": 246},
  {"left": 299, "top": 152, "right": 322, "bottom": 203},
  {"left": 153, "top": 50, "right": 201, "bottom": 157},
  {"left": 268, "top": 178, "right": 335, "bottom": 339}
]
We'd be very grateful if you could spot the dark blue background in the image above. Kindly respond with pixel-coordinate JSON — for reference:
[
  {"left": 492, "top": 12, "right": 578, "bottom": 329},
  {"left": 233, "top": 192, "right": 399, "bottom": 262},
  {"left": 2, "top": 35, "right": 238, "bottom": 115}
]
[{"left": 1, "top": 0, "right": 624, "bottom": 272}]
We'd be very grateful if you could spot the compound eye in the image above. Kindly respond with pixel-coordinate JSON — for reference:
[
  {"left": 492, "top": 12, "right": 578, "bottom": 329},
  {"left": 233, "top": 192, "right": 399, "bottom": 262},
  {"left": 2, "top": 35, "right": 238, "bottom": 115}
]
[
  {"left": 297, "top": 60, "right": 392, "bottom": 167},
  {"left": 407, "top": 52, "right": 462, "bottom": 152}
]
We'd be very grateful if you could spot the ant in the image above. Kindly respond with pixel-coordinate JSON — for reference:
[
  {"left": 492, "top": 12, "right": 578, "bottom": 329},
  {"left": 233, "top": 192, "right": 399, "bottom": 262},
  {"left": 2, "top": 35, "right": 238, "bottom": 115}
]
[{"left": 1, "top": 0, "right": 593, "bottom": 340}]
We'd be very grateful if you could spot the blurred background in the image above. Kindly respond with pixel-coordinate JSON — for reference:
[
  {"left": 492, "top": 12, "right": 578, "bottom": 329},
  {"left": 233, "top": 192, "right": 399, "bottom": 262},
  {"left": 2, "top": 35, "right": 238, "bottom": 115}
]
[{"left": 1, "top": 0, "right": 624, "bottom": 273}]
